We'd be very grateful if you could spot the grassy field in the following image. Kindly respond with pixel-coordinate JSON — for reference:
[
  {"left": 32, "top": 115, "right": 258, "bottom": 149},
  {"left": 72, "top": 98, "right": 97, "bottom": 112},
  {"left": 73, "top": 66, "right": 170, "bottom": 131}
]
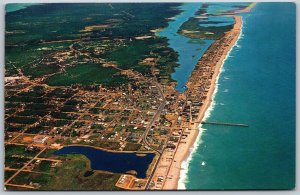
[
  {"left": 5, "top": 144, "right": 40, "bottom": 158},
  {"left": 123, "top": 143, "right": 142, "bottom": 151},
  {"left": 41, "top": 154, "right": 121, "bottom": 190},
  {"left": 12, "top": 172, "right": 52, "bottom": 187}
]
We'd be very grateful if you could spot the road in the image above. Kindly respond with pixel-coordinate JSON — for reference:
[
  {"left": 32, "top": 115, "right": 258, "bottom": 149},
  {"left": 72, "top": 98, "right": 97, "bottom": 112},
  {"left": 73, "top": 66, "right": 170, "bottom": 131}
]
[
  {"left": 142, "top": 80, "right": 166, "bottom": 154},
  {"left": 142, "top": 80, "right": 167, "bottom": 189},
  {"left": 5, "top": 148, "right": 46, "bottom": 185}
]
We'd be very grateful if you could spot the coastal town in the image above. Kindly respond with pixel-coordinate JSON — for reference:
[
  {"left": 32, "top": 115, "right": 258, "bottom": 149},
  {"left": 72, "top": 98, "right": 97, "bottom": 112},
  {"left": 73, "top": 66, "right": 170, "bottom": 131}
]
[{"left": 5, "top": 2, "right": 255, "bottom": 191}]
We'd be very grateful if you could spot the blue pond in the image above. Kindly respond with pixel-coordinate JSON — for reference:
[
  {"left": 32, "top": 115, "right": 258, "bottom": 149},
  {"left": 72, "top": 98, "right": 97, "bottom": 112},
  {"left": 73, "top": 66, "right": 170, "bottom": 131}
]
[{"left": 54, "top": 146, "right": 155, "bottom": 178}]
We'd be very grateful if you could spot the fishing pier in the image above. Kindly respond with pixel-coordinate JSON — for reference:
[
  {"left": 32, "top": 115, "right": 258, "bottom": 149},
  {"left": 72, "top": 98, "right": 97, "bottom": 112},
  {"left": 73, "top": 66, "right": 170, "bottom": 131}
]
[{"left": 201, "top": 121, "right": 249, "bottom": 127}]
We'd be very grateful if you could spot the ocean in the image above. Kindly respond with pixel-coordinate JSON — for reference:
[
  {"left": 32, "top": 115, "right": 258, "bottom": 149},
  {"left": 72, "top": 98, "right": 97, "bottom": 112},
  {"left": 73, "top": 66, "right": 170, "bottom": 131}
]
[
  {"left": 5, "top": 3, "right": 41, "bottom": 13},
  {"left": 181, "top": 3, "right": 295, "bottom": 190}
]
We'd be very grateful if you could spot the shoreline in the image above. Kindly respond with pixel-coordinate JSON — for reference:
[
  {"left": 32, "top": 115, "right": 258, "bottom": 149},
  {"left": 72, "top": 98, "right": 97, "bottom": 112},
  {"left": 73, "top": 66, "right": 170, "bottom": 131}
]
[
  {"left": 178, "top": 69, "right": 220, "bottom": 189},
  {"left": 162, "top": 4, "right": 256, "bottom": 190},
  {"left": 178, "top": 18, "right": 243, "bottom": 189},
  {"left": 55, "top": 144, "right": 156, "bottom": 155}
]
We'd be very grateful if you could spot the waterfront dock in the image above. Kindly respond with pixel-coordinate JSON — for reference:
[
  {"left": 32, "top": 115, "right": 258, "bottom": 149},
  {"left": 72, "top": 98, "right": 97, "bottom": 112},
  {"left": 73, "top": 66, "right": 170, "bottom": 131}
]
[{"left": 201, "top": 121, "right": 249, "bottom": 127}]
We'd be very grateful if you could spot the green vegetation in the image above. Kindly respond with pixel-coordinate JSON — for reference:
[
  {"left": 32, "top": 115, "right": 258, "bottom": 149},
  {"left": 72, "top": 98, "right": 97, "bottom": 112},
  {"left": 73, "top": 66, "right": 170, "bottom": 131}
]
[
  {"left": 5, "top": 157, "right": 29, "bottom": 169},
  {"left": 89, "top": 107, "right": 104, "bottom": 114},
  {"left": 32, "top": 160, "right": 52, "bottom": 172},
  {"left": 45, "top": 63, "right": 131, "bottom": 87},
  {"left": 6, "top": 41, "right": 71, "bottom": 76},
  {"left": 25, "top": 103, "right": 54, "bottom": 110},
  {"left": 6, "top": 4, "right": 181, "bottom": 44},
  {"left": 39, "top": 119, "right": 70, "bottom": 127},
  {"left": 5, "top": 145, "right": 40, "bottom": 169},
  {"left": 11, "top": 172, "right": 52, "bottom": 187},
  {"left": 178, "top": 17, "right": 233, "bottom": 39},
  {"left": 5, "top": 45, "right": 51, "bottom": 75},
  {"left": 6, "top": 3, "right": 181, "bottom": 86},
  {"left": 60, "top": 105, "right": 78, "bottom": 112},
  {"left": 124, "top": 143, "right": 142, "bottom": 151},
  {"left": 6, "top": 116, "right": 39, "bottom": 125},
  {"left": 25, "top": 125, "right": 48, "bottom": 134},
  {"left": 18, "top": 86, "right": 46, "bottom": 97},
  {"left": 153, "top": 43, "right": 179, "bottom": 84},
  {"left": 176, "top": 3, "right": 243, "bottom": 40},
  {"left": 106, "top": 39, "right": 152, "bottom": 74},
  {"left": 50, "top": 112, "right": 79, "bottom": 120},
  {"left": 6, "top": 144, "right": 40, "bottom": 158},
  {"left": 5, "top": 170, "right": 16, "bottom": 180},
  {"left": 5, "top": 124, "right": 26, "bottom": 132},
  {"left": 38, "top": 149, "right": 59, "bottom": 159},
  {"left": 89, "top": 141, "right": 121, "bottom": 150},
  {"left": 41, "top": 154, "right": 121, "bottom": 190},
  {"left": 106, "top": 37, "right": 179, "bottom": 82},
  {"left": 113, "top": 125, "right": 124, "bottom": 132},
  {"left": 6, "top": 152, "right": 121, "bottom": 190},
  {"left": 103, "top": 109, "right": 119, "bottom": 115},
  {"left": 125, "top": 126, "right": 146, "bottom": 133},
  {"left": 94, "top": 101, "right": 104, "bottom": 107},
  {"left": 24, "top": 62, "right": 61, "bottom": 78},
  {"left": 104, "top": 116, "right": 114, "bottom": 122},
  {"left": 91, "top": 124, "right": 105, "bottom": 130},
  {"left": 16, "top": 110, "right": 49, "bottom": 117}
]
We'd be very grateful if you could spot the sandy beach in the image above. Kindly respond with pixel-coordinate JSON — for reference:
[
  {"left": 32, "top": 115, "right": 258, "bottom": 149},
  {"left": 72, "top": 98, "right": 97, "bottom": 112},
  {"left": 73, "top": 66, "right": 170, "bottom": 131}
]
[{"left": 161, "top": 4, "right": 256, "bottom": 190}]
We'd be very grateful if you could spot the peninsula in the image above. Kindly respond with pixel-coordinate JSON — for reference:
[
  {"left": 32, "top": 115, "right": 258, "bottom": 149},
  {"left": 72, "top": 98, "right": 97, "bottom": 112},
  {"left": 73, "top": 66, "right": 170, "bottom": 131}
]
[{"left": 150, "top": 3, "right": 256, "bottom": 190}]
